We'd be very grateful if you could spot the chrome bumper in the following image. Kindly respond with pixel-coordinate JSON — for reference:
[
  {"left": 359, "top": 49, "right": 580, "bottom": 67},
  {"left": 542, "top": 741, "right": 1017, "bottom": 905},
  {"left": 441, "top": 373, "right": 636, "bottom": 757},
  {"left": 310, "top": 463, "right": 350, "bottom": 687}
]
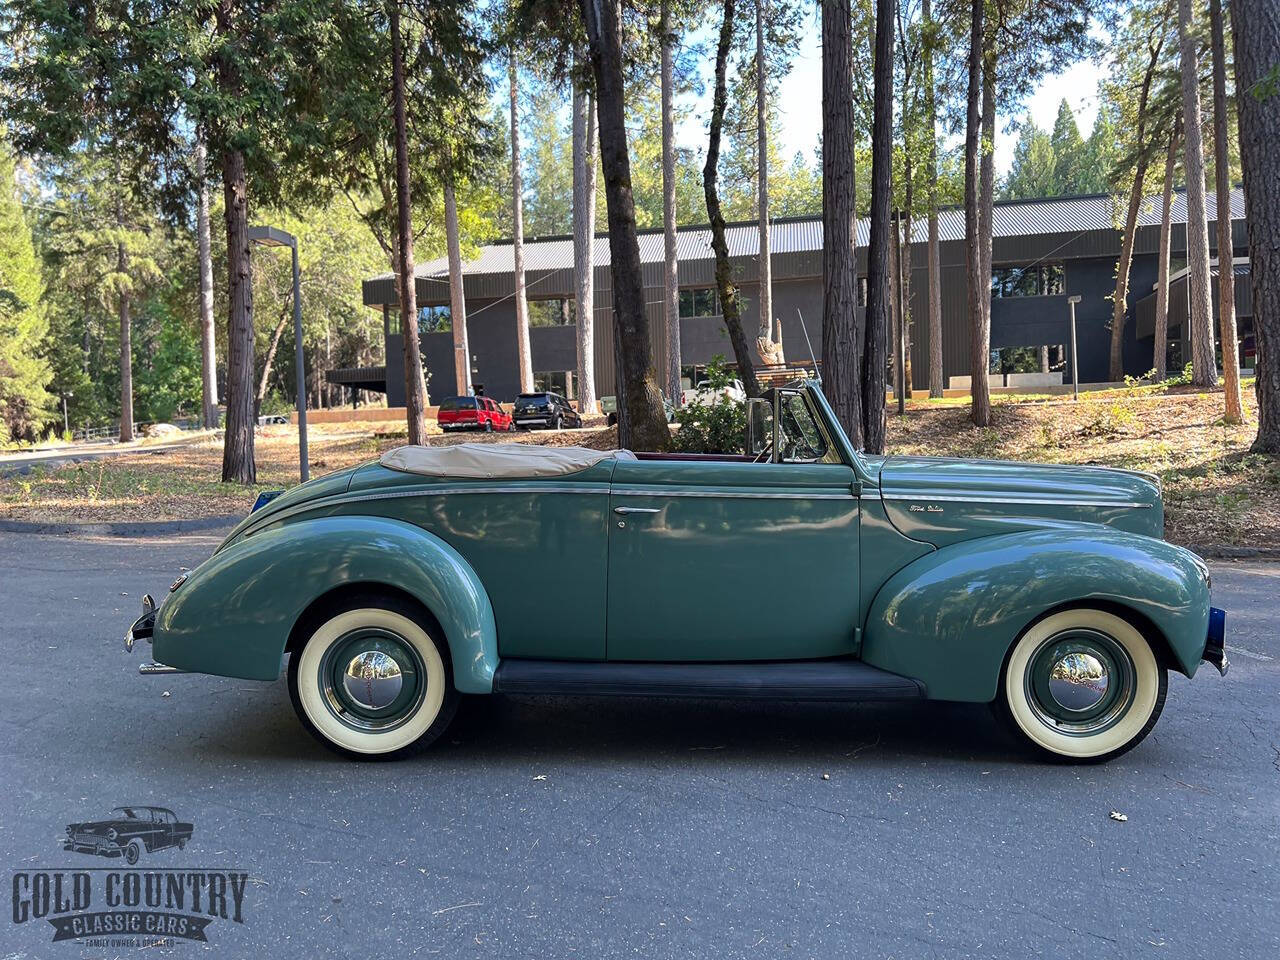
[
  {"left": 123, "top": 594, "right": 157, "bottom": 653},
  {"left": 124, "top": 595, "right": 187, "bottom": 675}
]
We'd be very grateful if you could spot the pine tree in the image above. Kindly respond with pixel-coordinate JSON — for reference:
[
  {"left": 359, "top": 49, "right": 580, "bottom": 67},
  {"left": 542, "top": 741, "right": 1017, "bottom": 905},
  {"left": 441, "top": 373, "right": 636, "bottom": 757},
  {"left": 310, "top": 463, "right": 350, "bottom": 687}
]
[
  {"left": 0, "top": 141, "right": 50, "bottom": 442},
  {"left": 1049, "top": 100, "right": 1087, "bottom": 193},
  {"left": 1004, "top": 120, "right": 1058, "bottom": 199}
]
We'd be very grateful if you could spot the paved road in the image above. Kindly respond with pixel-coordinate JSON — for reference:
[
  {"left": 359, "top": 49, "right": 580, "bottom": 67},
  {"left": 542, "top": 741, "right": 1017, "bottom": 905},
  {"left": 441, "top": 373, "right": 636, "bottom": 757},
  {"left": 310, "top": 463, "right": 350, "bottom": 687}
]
[
  {"left": 0, "top": 434, "right": 210, "bottom": 477},
  {"left": 1, "top": 530, "right": 1276, "bottom": 959}
]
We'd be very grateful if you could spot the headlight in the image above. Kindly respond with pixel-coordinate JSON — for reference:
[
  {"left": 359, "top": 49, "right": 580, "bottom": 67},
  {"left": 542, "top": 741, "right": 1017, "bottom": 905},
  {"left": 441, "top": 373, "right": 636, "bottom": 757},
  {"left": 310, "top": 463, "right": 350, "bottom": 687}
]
[{"left": 107, "top": 829, "right": 117, "bottom": 841}]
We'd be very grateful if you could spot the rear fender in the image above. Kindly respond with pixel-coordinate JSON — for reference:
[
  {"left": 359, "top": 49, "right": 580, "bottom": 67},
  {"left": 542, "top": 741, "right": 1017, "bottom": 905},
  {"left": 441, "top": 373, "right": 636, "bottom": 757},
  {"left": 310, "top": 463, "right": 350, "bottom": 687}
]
[
  {"left": 154, "top": 515, "right": 498, "bottom": 693},
  {"left": 859, "top": 526, "right": 1212, "bottom": 702}
]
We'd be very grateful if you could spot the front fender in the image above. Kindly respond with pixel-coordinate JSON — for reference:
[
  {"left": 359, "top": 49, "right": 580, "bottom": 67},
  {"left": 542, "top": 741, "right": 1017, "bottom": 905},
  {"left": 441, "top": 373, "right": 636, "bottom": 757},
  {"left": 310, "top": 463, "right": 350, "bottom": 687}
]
[
  {"left": 154, "top": 515, "right": 498, "bottom": 693},
  {"left": 859, "top": 526, "right": 1211, "bottom": 702}
]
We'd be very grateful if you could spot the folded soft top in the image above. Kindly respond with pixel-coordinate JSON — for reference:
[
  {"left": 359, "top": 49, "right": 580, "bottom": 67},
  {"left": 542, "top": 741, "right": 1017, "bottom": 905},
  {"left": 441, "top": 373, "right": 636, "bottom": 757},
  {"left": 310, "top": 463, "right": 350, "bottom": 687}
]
[{"left": 379, "top": 443, "right": 633, "bottom": 479}]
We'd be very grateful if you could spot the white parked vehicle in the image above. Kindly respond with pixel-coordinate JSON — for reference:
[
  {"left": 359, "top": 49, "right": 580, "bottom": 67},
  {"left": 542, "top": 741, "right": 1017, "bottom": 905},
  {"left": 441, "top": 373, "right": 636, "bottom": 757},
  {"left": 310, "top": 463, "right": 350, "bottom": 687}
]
[{"left": 682, "top": 378, "right": 746, "bottom": 406}]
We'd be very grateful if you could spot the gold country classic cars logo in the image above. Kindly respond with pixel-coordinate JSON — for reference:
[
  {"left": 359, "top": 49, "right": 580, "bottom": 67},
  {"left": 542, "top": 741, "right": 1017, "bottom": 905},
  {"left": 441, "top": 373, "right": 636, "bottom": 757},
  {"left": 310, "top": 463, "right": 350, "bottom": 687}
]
[{"left": 11, "top": 805, "right": 251, "bottom": 948}]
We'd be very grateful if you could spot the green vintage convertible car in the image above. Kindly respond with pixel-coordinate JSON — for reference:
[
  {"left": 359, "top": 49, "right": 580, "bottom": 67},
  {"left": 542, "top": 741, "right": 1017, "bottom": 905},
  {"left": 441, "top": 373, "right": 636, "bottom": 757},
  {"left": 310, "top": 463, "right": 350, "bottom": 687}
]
[{"left": 125, "top": 381, "right": 1226, "bottom": 762}]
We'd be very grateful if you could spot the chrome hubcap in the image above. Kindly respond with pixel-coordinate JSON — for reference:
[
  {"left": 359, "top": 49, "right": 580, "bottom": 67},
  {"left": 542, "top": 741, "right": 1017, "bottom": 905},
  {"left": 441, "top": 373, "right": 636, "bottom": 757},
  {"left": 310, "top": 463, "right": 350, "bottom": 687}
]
[
  {"left": 318, "top": 627, "right": 426, "bottom": 732},
  {"left": 1047, "top": 652, "right": 1110, "bottom": 712},
  {"left": 342, "top": 651, "right": 404, "bottom": 710},
  {"left": 1025, "top": 628, "right": 1136, "bottom": 736}
]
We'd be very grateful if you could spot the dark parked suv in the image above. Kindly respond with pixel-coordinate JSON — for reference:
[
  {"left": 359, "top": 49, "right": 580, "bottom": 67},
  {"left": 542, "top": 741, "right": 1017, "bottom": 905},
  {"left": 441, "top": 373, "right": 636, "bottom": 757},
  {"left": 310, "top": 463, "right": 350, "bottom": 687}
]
[{"left": 512, "top": 392, "right": 582, "bottom": 430}]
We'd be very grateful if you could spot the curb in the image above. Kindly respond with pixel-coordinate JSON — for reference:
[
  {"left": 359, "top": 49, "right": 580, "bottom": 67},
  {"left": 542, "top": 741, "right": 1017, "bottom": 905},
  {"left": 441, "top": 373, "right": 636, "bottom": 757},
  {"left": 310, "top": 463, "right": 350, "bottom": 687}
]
[
  {"left": 1184, "top": 544, "right": 1280, "bottom": 560},
  {"left": 0, "top": 516, "right": 241, "bottom": 537}
]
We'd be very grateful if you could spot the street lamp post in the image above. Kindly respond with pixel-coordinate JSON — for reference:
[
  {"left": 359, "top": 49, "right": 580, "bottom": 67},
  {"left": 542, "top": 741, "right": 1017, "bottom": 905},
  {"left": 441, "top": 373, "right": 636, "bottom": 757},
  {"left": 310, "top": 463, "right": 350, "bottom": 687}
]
[
  {"left": 1067, "top": 294, "right": 1082, "bottom": 401},
  {"left": 248, "top": 226, "right": 309, "bottom": 483}
]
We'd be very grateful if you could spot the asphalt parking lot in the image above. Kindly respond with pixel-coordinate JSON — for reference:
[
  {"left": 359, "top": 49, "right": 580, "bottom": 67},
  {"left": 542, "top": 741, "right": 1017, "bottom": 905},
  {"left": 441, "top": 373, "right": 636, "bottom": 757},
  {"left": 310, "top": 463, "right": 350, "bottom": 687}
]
[{"left": 1, "top": 529, "right": 1276, "bottom": 959}]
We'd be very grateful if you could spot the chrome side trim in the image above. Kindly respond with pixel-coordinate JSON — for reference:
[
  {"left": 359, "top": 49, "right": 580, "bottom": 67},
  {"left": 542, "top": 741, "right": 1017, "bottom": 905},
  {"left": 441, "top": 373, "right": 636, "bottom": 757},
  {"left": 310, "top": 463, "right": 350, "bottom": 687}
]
[
  {"left": 242, "top": 485, "right": 610, "bottom": 535},
  {"left": 880, "top": 492, "right": 1153, "bottom": 509},
  {"left": 611, "top": 488, "right": 855, "bottom": 501}
]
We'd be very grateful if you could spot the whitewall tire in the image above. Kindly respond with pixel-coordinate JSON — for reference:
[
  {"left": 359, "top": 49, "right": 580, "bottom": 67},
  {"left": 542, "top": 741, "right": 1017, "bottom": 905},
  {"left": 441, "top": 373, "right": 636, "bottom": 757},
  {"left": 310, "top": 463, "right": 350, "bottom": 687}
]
[
  {"left": 998, "top": 608, "right": 1167, "bottom": 762},
  {"left": 288, "top": 598, "right": 457, "bottom": 759}
]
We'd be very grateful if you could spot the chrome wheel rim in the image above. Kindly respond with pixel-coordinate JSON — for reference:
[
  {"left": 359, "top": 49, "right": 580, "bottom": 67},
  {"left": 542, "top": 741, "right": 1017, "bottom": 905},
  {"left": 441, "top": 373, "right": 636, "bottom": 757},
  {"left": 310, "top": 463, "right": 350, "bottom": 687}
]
[
  {"left": 318, "top": 628, "right": 426, "bottom": 733},
  {"left": 1024, "top": 628, "right": 1136, "bottom": 736}
]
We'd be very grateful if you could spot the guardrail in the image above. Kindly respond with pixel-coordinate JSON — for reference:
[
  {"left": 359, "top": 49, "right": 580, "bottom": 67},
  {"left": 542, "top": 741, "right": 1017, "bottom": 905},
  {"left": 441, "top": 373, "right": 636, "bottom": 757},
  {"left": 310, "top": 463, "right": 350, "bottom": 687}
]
[{"left": 67, "top": 419, "right": 204, "bottom": 444}]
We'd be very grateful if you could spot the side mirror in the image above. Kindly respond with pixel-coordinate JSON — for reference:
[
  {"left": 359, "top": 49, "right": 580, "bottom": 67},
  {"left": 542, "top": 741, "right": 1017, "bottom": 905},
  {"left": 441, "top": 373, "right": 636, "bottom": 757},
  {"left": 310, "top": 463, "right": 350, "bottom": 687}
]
[{"left": 746, "top": 397, "right": 775, "bottom": 459}]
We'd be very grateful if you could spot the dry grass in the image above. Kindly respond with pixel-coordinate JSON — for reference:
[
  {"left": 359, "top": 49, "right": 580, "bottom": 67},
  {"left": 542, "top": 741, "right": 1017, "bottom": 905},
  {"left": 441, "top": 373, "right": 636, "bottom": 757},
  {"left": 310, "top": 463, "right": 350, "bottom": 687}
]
[
  {"left": 887, "top": 388, "right": 1277, "bottom": 547},
  {"left": 1, "top": 391, "right": 1275, "bottom": 548}
]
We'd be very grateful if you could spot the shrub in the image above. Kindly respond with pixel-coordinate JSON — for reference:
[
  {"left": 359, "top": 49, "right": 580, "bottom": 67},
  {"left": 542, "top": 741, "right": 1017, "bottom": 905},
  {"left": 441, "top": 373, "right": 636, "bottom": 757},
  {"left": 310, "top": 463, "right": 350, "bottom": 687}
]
[{"left": 672, "top": 356, "right": 746, "bottom": 455}]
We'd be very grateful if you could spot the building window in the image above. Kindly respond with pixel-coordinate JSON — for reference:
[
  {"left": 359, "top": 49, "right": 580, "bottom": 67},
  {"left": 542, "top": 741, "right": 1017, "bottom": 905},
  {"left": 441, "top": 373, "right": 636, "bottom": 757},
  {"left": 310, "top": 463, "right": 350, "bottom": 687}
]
[
  {"left": 679, "top": 287, "right": 720, "bottom": 319},
  {"left": 534, "top": 371, "right": 575, "bottom": 399},
  {"left": 991, "top": 262, "right": 1065, "bottom": 298},
  {"left": 386, "top": 308, "right": 400, "bottom": 337},
  {"left": 529, "top": 298, "right": 576, "bottom": 327},
  {"left": 421, "top": 304, "right": 451, "bottom": 332}
]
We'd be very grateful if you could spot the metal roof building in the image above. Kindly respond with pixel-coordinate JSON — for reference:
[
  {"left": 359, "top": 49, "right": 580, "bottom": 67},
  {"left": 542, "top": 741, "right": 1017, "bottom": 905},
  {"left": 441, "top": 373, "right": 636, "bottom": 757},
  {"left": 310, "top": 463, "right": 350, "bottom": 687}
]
[{"left": 338, "top": 187, "right": 1250, "bottom": 405}]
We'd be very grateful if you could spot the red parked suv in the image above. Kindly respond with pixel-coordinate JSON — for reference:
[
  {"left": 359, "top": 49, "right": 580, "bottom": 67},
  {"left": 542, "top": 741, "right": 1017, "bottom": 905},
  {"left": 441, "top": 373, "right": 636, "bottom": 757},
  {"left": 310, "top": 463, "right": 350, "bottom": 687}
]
[{"left": 436, "top": 395, "right": 516, "bottom": 433}]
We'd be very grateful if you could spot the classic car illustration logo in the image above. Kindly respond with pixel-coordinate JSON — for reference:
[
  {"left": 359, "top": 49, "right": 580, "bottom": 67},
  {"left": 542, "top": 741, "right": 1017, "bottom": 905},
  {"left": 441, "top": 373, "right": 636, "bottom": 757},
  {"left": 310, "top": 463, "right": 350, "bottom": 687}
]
[
  {"left": 10, "top": 806, "right": 251, "bottom": 948},
  {"left": 63, "top": 805, "right": 193, "bottom": 865}
]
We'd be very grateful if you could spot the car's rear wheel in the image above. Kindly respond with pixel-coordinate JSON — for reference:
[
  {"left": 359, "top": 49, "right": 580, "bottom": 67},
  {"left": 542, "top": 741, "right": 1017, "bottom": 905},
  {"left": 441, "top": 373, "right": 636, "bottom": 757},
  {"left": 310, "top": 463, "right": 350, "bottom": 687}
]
[
  {"left": 288, "top": 596, "right": 457, "bottom": 760},
  {"left": 483, "top": 420, "right": 493, "bottom": 432},
  {"left": 997, "top": 608, "right": 1167, "bottom": 763}
]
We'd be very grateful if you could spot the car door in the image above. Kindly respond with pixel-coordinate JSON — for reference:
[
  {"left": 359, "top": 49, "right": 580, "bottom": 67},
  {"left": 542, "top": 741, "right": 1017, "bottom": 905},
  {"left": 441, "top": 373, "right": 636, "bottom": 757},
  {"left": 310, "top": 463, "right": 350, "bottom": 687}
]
[{"left": 605, "top": 443, "right": 861, "bottom": 661}]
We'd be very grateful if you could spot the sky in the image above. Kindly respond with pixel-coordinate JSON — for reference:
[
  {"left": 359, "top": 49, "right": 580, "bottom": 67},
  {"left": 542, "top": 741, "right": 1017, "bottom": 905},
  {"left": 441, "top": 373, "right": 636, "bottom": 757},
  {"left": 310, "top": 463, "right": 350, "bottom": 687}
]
[{"left": 669, "top": 13, "right": 1105, "bottom": 179}]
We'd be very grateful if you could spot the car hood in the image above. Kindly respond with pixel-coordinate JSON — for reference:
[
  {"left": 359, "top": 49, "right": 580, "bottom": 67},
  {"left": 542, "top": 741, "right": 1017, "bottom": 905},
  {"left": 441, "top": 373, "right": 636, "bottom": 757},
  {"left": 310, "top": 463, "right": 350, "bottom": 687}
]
[{"left": 876, "top": 456, "right": 1163, "bottom": 547}]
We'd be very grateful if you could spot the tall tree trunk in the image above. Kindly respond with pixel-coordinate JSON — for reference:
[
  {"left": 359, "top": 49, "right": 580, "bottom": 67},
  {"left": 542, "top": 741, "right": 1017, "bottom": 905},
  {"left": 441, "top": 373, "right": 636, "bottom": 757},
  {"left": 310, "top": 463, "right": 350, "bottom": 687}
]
[
  {"left": 705, "top": 0, "right": 761, "bottom": 399},
  {"left": 510, "top": 50, "right": 534, "bottom": 394},
  {"left": 443, "top": 172, "right": 472, "bottom": 397},
  {"left": 579, "top": 0, "right": 671, "bottom": 450},
  {"left": 861, "top": 0, "right": 893, "bottom": 452},
  {"left": 1154, "top": 117, "right": 1180, "bottom": 380},
  {"left": 964, "top": 0, "right": 990, "bottom": 428},
  {"left": 1108, "top": 37, "right": 1161, "bottom": 382},
  {"left": 821, "top": 0, "right": 863, "bottom": 448},
  {"left": 755, "top": 0, "right": 777, "bottom": 363},
  {"left": 660, "top": 4, "right": 681, "bottom": 403},
  {"left": 888, "top": 207, "right": 900, "bottom": 397},
  {"left": 1209, "top": 0, "right": 1243, "bottom": 422},
  {"left": 257, "top": 307, "right": 290, "bottom": 405},
  {"left": 391, "top": 2, "right": 427, "bottom": 444},
  {"left": 1230, "top": 0, "right": 1279, "bottom": 451},
  {"left": 572, "top": 64, "right": 599, "bottom": 414},
  {"left": 219, "top": 146, "right": 255, "bottom": 482},
  {"left": 216, "top": 0, "right": 254, "bottom": 483},
  {"left": 195, "top": 138, "right": 218, "bottom": 429},
  {"left": 1109, "top": 166, "right": 1150, "bottom": 382},
  {"left": 923, "top": 0, "right": 943, "bottom": 398},
  {"left": 978, "top": 49, "right": 995, "bottom": 375},
  {"left": 116, "top": 228, "right": 133, "bottom": 443},
  {"left": 1177, "top": 0, "right": 1218, "bottom": 388},
  {"left": 901, "top": 176, "right": 914, "bottom": 398}
]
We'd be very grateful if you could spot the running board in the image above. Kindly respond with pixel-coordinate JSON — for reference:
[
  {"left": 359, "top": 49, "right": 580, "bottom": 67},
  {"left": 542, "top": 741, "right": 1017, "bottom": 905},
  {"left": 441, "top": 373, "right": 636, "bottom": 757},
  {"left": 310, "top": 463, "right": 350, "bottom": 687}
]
[{"left": 493, "top": 658, "right": 924, "bottom": 701}]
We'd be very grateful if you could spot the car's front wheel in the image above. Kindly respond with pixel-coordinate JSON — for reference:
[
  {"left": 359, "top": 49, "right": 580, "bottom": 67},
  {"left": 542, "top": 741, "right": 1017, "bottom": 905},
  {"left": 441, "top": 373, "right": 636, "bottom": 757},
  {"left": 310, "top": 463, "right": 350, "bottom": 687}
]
[
  {"left": 124, "top": 840, "right": 142, "bottom": 865},
  {"left": 997, "top": 607, "right": 1167, "bottom": 763},
  {"left": 288, "top": 596, "right": 457, "bottom": 760}
]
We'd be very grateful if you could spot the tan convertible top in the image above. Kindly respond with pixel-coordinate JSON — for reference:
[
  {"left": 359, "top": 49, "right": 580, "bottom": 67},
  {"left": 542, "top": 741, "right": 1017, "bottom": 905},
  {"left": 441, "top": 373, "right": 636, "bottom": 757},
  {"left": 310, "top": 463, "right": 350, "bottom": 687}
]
[{"left": 379, "top": 443, "right": 633, "bottom": 479}]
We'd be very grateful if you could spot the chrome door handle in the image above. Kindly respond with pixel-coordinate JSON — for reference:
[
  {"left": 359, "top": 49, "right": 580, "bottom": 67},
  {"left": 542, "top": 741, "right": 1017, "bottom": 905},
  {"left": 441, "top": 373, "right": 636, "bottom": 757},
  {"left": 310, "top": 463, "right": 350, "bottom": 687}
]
[{"left": 613, "top": 506, "right": 660, "bottom": 515}]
